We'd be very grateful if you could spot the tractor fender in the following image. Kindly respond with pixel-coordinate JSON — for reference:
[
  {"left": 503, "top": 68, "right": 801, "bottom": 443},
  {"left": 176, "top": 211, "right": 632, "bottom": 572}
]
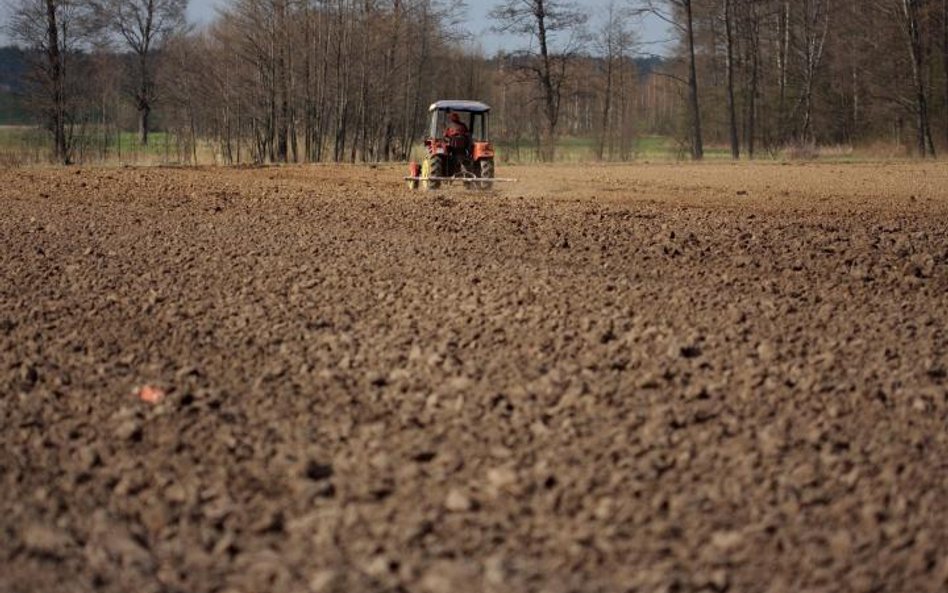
[{"left": 473, "top": 142, "right": 494, "bottom": 160}]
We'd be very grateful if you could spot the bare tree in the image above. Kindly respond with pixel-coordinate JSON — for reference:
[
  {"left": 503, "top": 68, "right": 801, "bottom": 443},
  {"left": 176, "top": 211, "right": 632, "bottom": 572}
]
[
  {"left": 490, "top": 0, "right": 588, "bottom": 161},
  {"left": 738, "top": 0, "right": 759, "bottom": 157},
  {"left": 6, "top": 0, "right": 92, "bottom": 163},
  {"left": 634, "top": 0, "right": 704, "bottom": 159},
  {"left": 90, "top": 0, "right": 187, "bottom": 145},
  {"left": 776, "top": 0, "right": 790, "bottom": 138},
  {"left": 722, "top": 0, "right": 738, "bottom": 158},
  {"left": 794, "top": 0, "right": 829, "bottom": 143},
  {"left": 594, "top": 1, "right": 636, "bottom": 160},
  {"left": 941, "top": 0, "right": 947, "bottom": 145},
  {"left": 888, "top": 0, "right": 936, "bottom": 156},
  {"left": 11, "top": 0, "right": 948, "bottom": 166}
]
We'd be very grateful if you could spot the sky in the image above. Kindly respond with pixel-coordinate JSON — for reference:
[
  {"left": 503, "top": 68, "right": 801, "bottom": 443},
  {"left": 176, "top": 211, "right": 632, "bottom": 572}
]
[
  {"left": 185, "top": 0, "right": 672, "bottom": 56},
  {"left": 0, "top": 0, "right": 669, "bottom": 54}
]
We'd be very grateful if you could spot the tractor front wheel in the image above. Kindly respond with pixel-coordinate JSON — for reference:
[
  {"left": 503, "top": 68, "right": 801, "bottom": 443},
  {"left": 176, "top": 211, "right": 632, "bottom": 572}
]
[{"left": 479, "top": 159, "right": 495, "bottom": 190}]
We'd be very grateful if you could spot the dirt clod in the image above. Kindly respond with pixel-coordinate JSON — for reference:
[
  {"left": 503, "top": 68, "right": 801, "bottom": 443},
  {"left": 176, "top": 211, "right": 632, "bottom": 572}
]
[
  {"left": 21, "top": 524, "right": 73, "bottom": 559},
  {"left": 303, "top": 461, "right": 334, "bottom": 482}
]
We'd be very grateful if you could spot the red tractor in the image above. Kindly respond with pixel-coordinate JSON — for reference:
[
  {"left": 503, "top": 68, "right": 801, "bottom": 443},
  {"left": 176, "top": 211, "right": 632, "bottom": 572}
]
[{"left": 406, "top": 100, "right": 512, "bottom": 191}]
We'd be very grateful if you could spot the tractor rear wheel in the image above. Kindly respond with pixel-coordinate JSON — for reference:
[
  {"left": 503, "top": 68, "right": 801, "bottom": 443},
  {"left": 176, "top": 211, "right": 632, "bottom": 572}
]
[
  {"left": 479, "top": 159, "right": 495, "bottom": 190},
  {"left": 423, "top": 156, "right": 442, "bottom": 191}
]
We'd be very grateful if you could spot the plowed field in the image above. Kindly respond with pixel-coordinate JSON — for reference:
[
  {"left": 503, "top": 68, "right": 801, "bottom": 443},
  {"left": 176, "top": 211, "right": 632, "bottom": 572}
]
[{"left": 2, "top": 162, "right": 947, "bottom": 593}]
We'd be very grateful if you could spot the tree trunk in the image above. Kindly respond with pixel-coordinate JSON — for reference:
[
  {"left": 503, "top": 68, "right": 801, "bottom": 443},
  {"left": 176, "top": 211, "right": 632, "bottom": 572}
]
[
  {"left": 268, "top": 53, "right": 276, "bottom": 162},
  {"left": 799, "top": 0, "right": 828, "bottom": 144},
  {"left": 333, "top": 4, "right": 352, "bottom": 163},
  {"left": 139, "top": 105, "right": 150, "bottom": 146},
  {"left": 276, "top": 0, "right": 289, "bottom": 162},
  {"left": 380, "top": 0, "right": 400, "bottom": 161},
  {"left": 44, "top": 0, "right": 68, "bottom": 163},
  {"left": 404, "top": 0, "right": 431, "bottom": 159},
  {"left": 685, "top": 0, "right": 704, "bottom": 160},
  {"left": 851, "top": 0, "right": 860, "bottom": 143},
  {"left": 137, "top": 49, "right": 151, "bottom": 146},
  {"left": 943, "top": 0, "right": 948, "bottom": 145},
  {"left": 316, "top": 7, "right": 331, "bottom": 162},
  {"left": 536, "top": 0, "right": 559, "bottom": 161},
  {"left": 903, "top": 0, "right": 936, "bottom": 156},
  {"left": 598, "top": 54, "right": 614, "bottom": 160},
  {"left": 724, "top": 0, "right": 739, "bottom": 159},
  {"left": 303, "top": 7, "right": 314, "bottom": 162},
  {"left": 744, "top": 1, "right": 759, "bottom": 158},
  {"left": 778, "top": 0, "right": 790, "bottom": 142}
]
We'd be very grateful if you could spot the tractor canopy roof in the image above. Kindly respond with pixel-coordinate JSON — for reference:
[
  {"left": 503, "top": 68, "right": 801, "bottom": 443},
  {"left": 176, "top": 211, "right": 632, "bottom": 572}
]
[{"left": 429, "top": 100, "right": 491, "bottom": 113}]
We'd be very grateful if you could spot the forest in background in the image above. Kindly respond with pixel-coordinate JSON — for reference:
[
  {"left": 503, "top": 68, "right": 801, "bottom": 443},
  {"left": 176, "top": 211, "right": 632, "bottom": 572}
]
[{"left": 1, "top": 0, "right": 947, "bottom": 165}]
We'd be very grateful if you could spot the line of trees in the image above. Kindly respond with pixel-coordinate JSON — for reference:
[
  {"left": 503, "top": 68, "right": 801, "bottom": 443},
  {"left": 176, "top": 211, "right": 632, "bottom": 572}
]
[
  {"left": 649, "top": 0, "right": 948, "bottom": 158},
  {"left": 4, "top": 0, "right": 948, "bottom": 164},
  {"left": 3, "top": 0, "right": 635, "bottom": 164}
]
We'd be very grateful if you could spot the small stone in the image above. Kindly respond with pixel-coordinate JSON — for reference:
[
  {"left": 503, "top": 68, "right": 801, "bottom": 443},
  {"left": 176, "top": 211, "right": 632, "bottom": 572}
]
[
  {"left": 420, "top": 561, "right": 480, "bottom": 593},
  {"left": 484, "top": 554, "right": 508, "bottom": 586},
  {"left": 362, "top": 555, "right": 393, "bottom": 577},
  {"left": 250, "top": 510, "right": 284, "bottom": 534},
  {"left": 114, "top": 419, "right": 143, "bottom": 441},
  {"left": 594, "top": 497, "right": 615, "bottom": 520},
  {"left": 489, "top": 446, "right": 513, "bottom": 459},
  {"left": 711, "top": 530, "right": 743, "bottom": 552},
  {"left": 486, "top": 467, "right": 517, "bottom": 493},
  {"left": 22, "top": 524, "right": 72, "bottom": 558},
  {"left": 101, "top": 529, "right": 153, "bottom": 569},
  {"left": 174, "top": 365, "right": 202, "bottom": 380},
  {"left": 757, "top": 425, "right": 783, "bottom": 455},
  {"left": 443, "top": 376, "right": 473, "bottom": 394},
  {"left": 388, "top": 368, "right": 411, "bottom": 382},
  {"left": 708, "top": 569, "right": 729, "bottom": 591},
  {"left": 849, "top": 266, "right": 870, "bottom": 280},
  {"left": 828, "top": 530, "right": 852, "bottom": 559},
  {"left": 529, "top": 421, "right": 550, "bottom": 436},
  {"left": 756, "top": 341, "right": 776, "bottom": 362},
  {"left": 76, "top": 446, "right": 100, "bottom": 471},
  {"left": 163, "top": 482, "right": 188, "bottom": 504},
  {"left": 445, "top": 489, "right": 473, "bottom": 512},
  {"left": 309, "top": 569, "right": 338, "bottom": 593}
]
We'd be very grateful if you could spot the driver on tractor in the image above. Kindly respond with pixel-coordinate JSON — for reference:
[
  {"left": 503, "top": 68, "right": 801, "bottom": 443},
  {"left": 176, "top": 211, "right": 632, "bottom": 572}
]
[
  {"left": 445, "top": 112, "right": 471, "bottom": 155},
  {"left": 445, "top": 112, "right": 469, "bottom": 138}
]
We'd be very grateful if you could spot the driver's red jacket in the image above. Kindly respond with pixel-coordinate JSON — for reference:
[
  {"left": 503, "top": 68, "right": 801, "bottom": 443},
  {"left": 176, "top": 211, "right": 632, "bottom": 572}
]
[{"left": 445, "top": 123, "right": 469, "bottom": 137}]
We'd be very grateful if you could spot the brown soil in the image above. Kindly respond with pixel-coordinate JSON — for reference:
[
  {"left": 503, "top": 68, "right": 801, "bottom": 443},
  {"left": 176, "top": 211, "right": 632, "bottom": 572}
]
[{"left": 1, "top": 162, "right": 947, "bottom": 593}]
